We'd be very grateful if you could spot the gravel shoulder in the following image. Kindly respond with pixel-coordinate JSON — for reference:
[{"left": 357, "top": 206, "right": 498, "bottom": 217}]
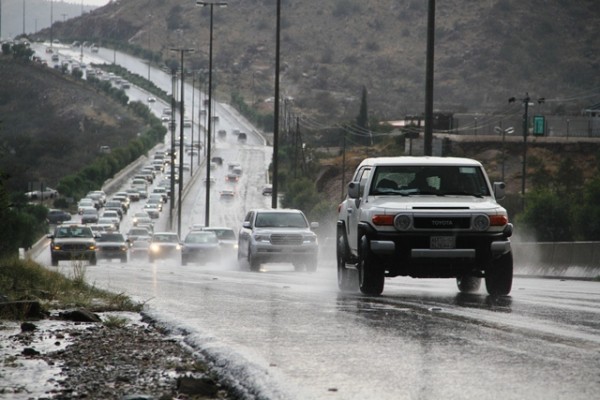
[{"left": 0, "top": 311, "right": 231, "bottom": 400}]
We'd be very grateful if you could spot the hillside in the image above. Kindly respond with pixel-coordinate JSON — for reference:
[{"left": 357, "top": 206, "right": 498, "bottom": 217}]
[
  {"left": 33, "top": 0, "right": 600, "bottom": 123},
  {"left": 0, "top": 57, "right": 147, "bottom": 194}
]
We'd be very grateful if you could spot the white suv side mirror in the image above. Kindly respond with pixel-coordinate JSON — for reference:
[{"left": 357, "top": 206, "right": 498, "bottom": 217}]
[
  {"left": 347, "top": 181, "right": 360, "bottom": 199},
  {"left": 493, "top": 182, "right": 506, "bottom": 200}
]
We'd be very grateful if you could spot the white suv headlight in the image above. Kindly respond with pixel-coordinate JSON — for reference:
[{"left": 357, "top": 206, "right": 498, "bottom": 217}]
[
  {"left": 394, "top": 214, "right": 412, "bottom": 231},
  {"left": 473, "top": 215, "right": 490, "bottom": 231}
]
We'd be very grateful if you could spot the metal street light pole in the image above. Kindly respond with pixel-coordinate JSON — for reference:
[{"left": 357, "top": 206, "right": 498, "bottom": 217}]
[
  {"left": 423, "top": 0, "right": 435, "bottom": 156},
  {"left": 197, "top": 1, "right": 227, "bottom": 227},
  {"left": 190, "top": 72, "right": 195, "bottom": 176},
  {"left": 272, "top": 0, "right": 281, "bottom": 208},
  {"left": 509, "top": 94, "right": 542, "bottom": 211},
  {"left": 170, "top": 48, "right": 194, "bottom": 238},
  {"left": 169, "top": 68, "right": 177, "bottom": 227}
]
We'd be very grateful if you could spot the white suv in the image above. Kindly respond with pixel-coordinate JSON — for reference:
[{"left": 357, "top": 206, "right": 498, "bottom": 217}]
[
  {"left": 337, "top": 156, "right": 513, "bottom": 296},
  {"left": 238, "top": 209, "right": 319, "bottom": 272}
]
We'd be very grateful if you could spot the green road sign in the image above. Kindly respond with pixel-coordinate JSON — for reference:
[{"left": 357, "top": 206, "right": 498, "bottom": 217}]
[{"left": 533, "top": 115, "right": 545, "bottom": 136}]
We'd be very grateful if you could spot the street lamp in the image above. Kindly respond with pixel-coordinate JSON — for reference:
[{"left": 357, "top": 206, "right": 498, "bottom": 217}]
[
  {"left": 494, "top": 125, "right": 514, "bottom": 182},
  {"left": 196, "top": 1, "right": 227, "bottom": 226},
  {"left": 170, "top": 47, "right": 194, "bottom": 238},
  {"left": 509, "top": 94, "right": 544, "bottom": 210},
  {"left": 272, "top": 0, "right": 281, "bottom": 208}
]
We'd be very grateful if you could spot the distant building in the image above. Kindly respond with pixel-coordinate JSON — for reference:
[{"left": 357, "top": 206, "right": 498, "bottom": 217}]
[{"left": 583, "top": 103, "right": 600, "bottom": 118}]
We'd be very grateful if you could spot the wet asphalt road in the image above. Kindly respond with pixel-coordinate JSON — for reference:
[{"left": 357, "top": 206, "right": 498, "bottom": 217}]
[{"left": 33, "top": 42, "right": 600, "bottom": 400}]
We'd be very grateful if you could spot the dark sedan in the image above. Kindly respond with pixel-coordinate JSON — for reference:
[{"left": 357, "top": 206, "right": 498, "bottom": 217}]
[
  {"left": 181, "top": 231, "right": 220, "bottom": 266},
  {"left": 95, "top": 233, "right": 129, "bottom": 263},
  {"left": 47, "top": 209, "right": 72, "bottom": 224}
]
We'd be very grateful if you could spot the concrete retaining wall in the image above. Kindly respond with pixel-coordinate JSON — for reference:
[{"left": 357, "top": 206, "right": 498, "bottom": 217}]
[{"left": 512, "top": 242, "right": 600, "bottom": 279}]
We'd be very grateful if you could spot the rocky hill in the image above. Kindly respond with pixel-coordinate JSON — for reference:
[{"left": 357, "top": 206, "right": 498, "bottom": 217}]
[
  {"left": 0, "top": 57, "right": 147, "bottom": 194},
  {"left": 34, "top": 0, "right": 600, "bottom": 124}
]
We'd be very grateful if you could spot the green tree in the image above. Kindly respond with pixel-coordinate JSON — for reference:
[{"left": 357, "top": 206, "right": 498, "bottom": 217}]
[
  {"left": 573, "top": 177, "right": 600, "bottom": 240},
  {"left": 519, "top": 189, "right": 573, "bottom": 241}
]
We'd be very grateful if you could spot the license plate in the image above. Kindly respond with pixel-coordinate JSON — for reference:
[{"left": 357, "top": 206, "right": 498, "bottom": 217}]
[{"left": 430, "top": 236, "right": 456, "bottom": 249}]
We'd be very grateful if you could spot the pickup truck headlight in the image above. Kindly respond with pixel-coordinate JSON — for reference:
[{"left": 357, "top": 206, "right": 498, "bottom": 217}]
[
  {"left": 254, "top": 234, "right": 271, "bottom": 243},
  {"left": 303, "top": 234, "right": 317, "bottom": 244}
]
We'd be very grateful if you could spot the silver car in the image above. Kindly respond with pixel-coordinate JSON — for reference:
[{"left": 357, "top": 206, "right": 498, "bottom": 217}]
[{"left": 237, "top": 209, "right": 319, "bottom": 272}]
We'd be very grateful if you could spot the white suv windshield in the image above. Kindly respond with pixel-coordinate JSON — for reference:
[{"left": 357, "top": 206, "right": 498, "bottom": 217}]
[
  {"left": 255, "top": 212, "right": 308, "bottom": 228},
  {"left": 369, "top": 165, "right": 490, "bottom": 197}
]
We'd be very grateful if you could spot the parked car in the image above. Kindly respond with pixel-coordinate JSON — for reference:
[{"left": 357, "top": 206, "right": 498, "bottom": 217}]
[
  {"left": 237, "top": 209, "right": 319, "bottom": 272},
  {"left": 181, "top": 231, "right": 220, "bottom": 265},
  {"left": 25, "top": 187, "right": 59, "bottom": 200},
  {"left": 47, "top": 209, "right": 71, "bottom": 224},
  {"left": 95, "top": 233, "right": 129, "bottom": 263},
  {"left": 148, "top": 232, "right": 181, "bottom": 262}
]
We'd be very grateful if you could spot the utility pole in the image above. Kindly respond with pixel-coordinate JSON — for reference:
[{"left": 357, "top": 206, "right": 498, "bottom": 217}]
[
  {"left": 272, "top": 0, "right": 281, "bottom": 209},
  {"left": 169, "top": 68, "right": 177, "bottom": 227},
  {"left": 509, "top": 93, "right": 542, "bottom": 211},
  {"left": 197, "top": 1, "right": 227, "bottom": 226},
  {"left": 170, "top": 48, "right": 193, "bottom": 238},
  {"left": 423, "top": 0, "right": 435, "bottom": 156}
]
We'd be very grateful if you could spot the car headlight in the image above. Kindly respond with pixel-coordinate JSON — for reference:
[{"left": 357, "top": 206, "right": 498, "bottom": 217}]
[
  {"left": 303, "top": 234, "right": 317, "bottom": 244},
  {"left": 254, "top": 234, "right": 271, "bottom": 243},
  {"left": 473, "top": 215, "right": 490, "bottom": 231},
  {"left": 150, "top": 243, "right": 160, "bottom": 253},
  {"left": 394, "top": 214, "right": 412, "bottom": 231}
]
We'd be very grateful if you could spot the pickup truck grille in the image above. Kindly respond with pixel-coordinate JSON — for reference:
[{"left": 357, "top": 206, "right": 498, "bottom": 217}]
[
  {"left": 99, "top": 245, "right": 123, "bottom": 251},
  {"left": 60, "top": 243, "right": 92, "bottom": 251},
  {"left": 270, "top": 234, "right": 303, "bottom": 245},
  {"left": 413, "top": 216, "right": 471, "bottom": 230}
]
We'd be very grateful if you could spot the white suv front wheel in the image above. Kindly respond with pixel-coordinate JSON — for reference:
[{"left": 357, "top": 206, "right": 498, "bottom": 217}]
[{"left": 358, "top": 235, "right": 384, "bottom": 296}]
